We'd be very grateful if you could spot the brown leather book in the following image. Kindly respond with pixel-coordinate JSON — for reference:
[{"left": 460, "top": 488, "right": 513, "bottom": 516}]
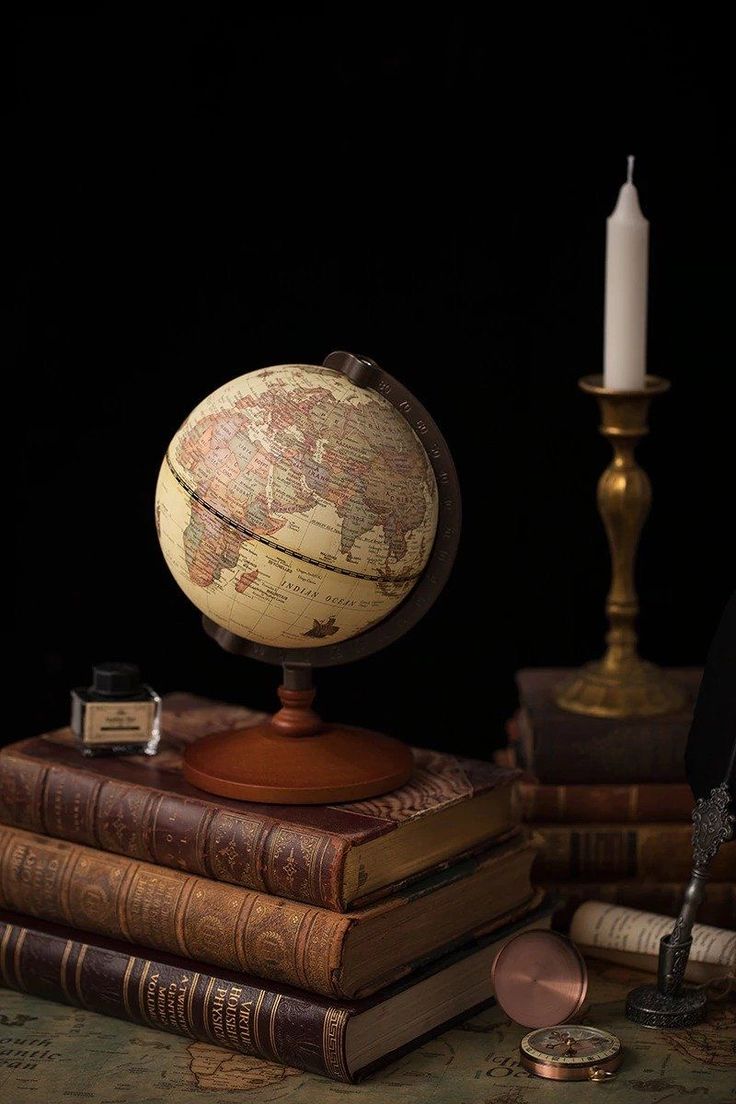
[
  {"left": 0, "top": 694, "right": 519, "bottom": 912},
  {"left": 513, "top": 668, "right": 701, "bottom": 783},
  {"left": 550, "top": 882, "right": 736, "bottom": 931},
  {"left": 0, "top": 898, "right": 551, "bottom": 1083},
  {"left": 534, "top": 823, "right": 736, "bottom": 882},
  {"left": 0, "top": 824, "right": 537, "bottom": 999},
  {"left": 520, "top": 782, "right": 694, "bottom": 822}
]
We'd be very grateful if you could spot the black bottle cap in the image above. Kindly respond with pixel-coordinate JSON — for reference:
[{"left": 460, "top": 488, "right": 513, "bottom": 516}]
[{"left": 91, "top": 662, "right": 142, "bottom": 696}]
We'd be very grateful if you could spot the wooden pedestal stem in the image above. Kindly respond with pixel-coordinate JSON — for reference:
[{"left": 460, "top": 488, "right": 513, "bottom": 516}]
[{"left": 182, "top": 665, "right": 414, "bottom": 804}]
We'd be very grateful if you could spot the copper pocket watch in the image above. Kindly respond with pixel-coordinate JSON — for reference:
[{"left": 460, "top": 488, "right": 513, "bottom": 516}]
[{"left": 492, "top": 930, "right": 623, "bottom": 1082}]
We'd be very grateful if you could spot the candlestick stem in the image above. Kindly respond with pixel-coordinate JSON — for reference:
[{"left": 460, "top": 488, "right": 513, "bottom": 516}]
[{"left": 555, "top": 375, "right": 686, "bottom": 718}]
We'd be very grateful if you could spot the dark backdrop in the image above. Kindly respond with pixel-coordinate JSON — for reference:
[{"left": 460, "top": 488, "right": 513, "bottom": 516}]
[{"left": 9, "top": 11, "right": 734, "bottom": 756}]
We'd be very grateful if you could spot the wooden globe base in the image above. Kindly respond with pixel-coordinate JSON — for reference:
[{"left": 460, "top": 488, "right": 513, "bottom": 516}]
[{"left": 183, "top": 685, "right": 413, "bottom": 803}]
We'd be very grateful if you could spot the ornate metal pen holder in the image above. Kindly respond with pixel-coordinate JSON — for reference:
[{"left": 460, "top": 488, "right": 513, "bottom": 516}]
[
  {"left": 555, "top": 375, "right": 685, "bottom": 718},
  {"left": 626, "top": 779, "right": 734, "bottom": 1028}
]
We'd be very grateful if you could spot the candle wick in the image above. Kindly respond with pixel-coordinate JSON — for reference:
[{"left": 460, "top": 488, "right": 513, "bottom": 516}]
[{"left": 627, "top": 154, "right": 635, "bottom": 185}]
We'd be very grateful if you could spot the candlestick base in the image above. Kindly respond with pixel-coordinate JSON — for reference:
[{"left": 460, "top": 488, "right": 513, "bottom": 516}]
[{"left": 555, "top": 656, "right": 686, "bottom": 718}]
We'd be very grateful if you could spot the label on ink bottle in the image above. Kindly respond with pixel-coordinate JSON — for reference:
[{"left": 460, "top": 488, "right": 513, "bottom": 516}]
[{"left": 83, "top": 701, "right": 155, "bottom": 744}]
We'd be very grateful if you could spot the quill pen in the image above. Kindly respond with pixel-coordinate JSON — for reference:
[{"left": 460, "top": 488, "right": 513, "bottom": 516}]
[{"left": 627, "top": 590, "right": 735, "bottom": 1028}]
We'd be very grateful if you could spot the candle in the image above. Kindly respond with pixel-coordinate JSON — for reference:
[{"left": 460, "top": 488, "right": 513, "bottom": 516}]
[{"left": 603, "top": 155, "right": 649, "bottom": 390}]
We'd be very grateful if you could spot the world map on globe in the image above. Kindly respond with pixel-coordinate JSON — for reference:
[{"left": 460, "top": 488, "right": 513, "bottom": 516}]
[{"left": 155, "top": 364, "right": 438, "bottom": 650}]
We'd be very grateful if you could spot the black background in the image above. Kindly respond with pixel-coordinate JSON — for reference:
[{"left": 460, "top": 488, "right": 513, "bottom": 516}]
[{"left": 9, "top": 11, "right": 734, "bottom": 756}]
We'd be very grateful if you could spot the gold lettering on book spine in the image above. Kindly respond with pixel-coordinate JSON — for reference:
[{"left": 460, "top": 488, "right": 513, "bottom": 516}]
[
  {"left": 124, "top": 866, "right": 191, "bottom": 955},
  {"left": 140, "top": 968, "right": 195, "bottom": 1036},
  {"left": 0, "top": 830, "right": 82, "bottom": 929}
]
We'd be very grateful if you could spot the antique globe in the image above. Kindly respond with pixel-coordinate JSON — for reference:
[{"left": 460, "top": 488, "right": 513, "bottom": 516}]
[{"left": 155, "top": 351, "right": 460, "bottom": 804}]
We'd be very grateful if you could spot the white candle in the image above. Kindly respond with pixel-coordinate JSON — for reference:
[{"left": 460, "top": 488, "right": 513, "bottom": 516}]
[{"left": 603, "top": 155, "right": 649, "bottom": 390}]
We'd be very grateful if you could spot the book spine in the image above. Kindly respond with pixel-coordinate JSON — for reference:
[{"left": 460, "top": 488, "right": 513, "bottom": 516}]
[
  {"left": 0, "top": 916, "right": 352, "bottom": 1082},
  {"left": 520, "top": 783, "right": 694, "bottom": 823},
  {"left": 549, "top": 882, "right": 736, "bottom": 930},
  {"left": 534, "top": 824, "right": 736, "bottom": 882},
  {"left": 527, "top": 723, "right": 690, "bottom": 783},
  {"left": 0, "top": 750, "right": 348, "bottom": 910},
  {"left": 0, "top": 826, "right": 351, "bottom": 998}
]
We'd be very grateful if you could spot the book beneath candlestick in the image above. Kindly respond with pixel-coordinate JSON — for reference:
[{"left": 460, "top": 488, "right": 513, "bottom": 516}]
[
  {"left": 510, "top": 668, "right": 701, "bottom": 783},
  {"left": 502, "top": 666, "right": 736, "bottom": 937}
]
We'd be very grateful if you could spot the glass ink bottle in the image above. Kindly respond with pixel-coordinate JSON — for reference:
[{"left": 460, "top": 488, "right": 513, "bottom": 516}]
[{"left": 71, "top": 662, "right": 161, "bottom": 757}]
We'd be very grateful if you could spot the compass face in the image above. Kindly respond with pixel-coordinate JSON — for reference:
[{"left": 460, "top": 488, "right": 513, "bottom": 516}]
[
  {"left": 526, "top": 1026, "right": 617, "bottom": 1060},
  {"left": 521, "top": 1026, "right": 622, "bottom": 1081}
]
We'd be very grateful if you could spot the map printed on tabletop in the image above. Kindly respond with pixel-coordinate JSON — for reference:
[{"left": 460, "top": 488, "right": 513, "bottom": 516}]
[{"left": 1, "top": 959, "right": 733, "bottom": 1103}]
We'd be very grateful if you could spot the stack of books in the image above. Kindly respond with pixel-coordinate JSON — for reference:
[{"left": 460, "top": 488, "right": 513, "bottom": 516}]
[
  {"left": 0, "top": 694, "right": 548, "bottom": 1083},
  {"left": 506, "top": 669, "right": 735, "bottom": 928}
]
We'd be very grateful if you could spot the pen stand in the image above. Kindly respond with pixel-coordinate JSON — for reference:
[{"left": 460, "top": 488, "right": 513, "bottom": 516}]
[{"left": 626, "top": 779, "right": 735, "bottom": 1028}]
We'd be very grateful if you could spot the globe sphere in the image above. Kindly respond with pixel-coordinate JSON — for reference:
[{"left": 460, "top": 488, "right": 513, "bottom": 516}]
[{"left": 155, "top": 364, "right": 439, "bottom": 650}]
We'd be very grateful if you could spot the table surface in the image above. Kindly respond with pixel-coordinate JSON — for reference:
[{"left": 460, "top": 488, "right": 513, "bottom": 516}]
[{"left": 1, "top": 958, "right": 734, "bottom": 1104}]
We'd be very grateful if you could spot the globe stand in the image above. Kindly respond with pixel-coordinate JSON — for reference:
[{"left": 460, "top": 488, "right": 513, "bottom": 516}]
[
  {"left": 182, "top": 351, "right": 461, "bottom": 805},
  {"left": 183, "top": 662, "right": 414, "bottom": 803}
]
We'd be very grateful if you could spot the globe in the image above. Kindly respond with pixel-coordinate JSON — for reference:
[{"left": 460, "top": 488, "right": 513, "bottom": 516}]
[{"left": 155, "top": 363, "right": 439, "bottom": 652}]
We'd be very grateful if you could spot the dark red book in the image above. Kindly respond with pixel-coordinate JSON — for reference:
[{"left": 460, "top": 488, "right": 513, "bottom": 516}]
[
  {"left": 0, "top": 898, "right": 552, "bottom": 1083},
  {"left": 0, "top": 694, "right": 519, "bottom": 912}
]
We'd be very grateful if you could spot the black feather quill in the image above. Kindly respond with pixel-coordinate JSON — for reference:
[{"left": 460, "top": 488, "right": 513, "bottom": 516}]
[
  {"left": 626, "top": 591, "right": 735, "bottom": 1029},
  {"left": 685, "top": 590, "right": 736, "bottom": 802}
]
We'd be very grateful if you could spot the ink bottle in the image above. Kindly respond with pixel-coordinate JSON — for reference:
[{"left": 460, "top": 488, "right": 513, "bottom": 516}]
[{"left": 71, "top": 662, "right": 161, "bottom": 757}]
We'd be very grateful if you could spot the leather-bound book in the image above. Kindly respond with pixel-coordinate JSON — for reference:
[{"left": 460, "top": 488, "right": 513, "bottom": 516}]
[
  {"left": 0, "top": 825, "right": 537, "bottom": 999},
  {"left": 519, "top": 782, "right": 694, "bottom": 822},
  {"left": 550, "top": 882, "right": 735, "bottom": 931},
  {"left": 533, "top": 823, "right": 736, "bottom": 882},
  {"left": 0, "top": 898, "right": 551, "bottom": 1083},
  {"left": 513, "top": 668, "right": 701, "bottom": 783},
  {"left": 0, "top": 694, "right": 519, "bottom": 912}
]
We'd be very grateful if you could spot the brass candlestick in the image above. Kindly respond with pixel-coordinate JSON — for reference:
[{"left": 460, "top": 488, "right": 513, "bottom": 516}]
[{"left": 555, "top": 375, "right": 685, "bottom": 718}]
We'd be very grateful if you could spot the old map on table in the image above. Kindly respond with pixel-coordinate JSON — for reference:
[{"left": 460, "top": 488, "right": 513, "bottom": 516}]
[{"left": 1, "top": 960, "right": 733, "bottom": 1103}]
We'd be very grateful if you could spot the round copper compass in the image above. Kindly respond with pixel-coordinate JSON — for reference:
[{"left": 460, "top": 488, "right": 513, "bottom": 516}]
[
  {"left": 492, "top": 930, "right": 623, "bottom": 1082},
  {"left": 520, "top": 1025, "right": 622, "bottom": 1081}
]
